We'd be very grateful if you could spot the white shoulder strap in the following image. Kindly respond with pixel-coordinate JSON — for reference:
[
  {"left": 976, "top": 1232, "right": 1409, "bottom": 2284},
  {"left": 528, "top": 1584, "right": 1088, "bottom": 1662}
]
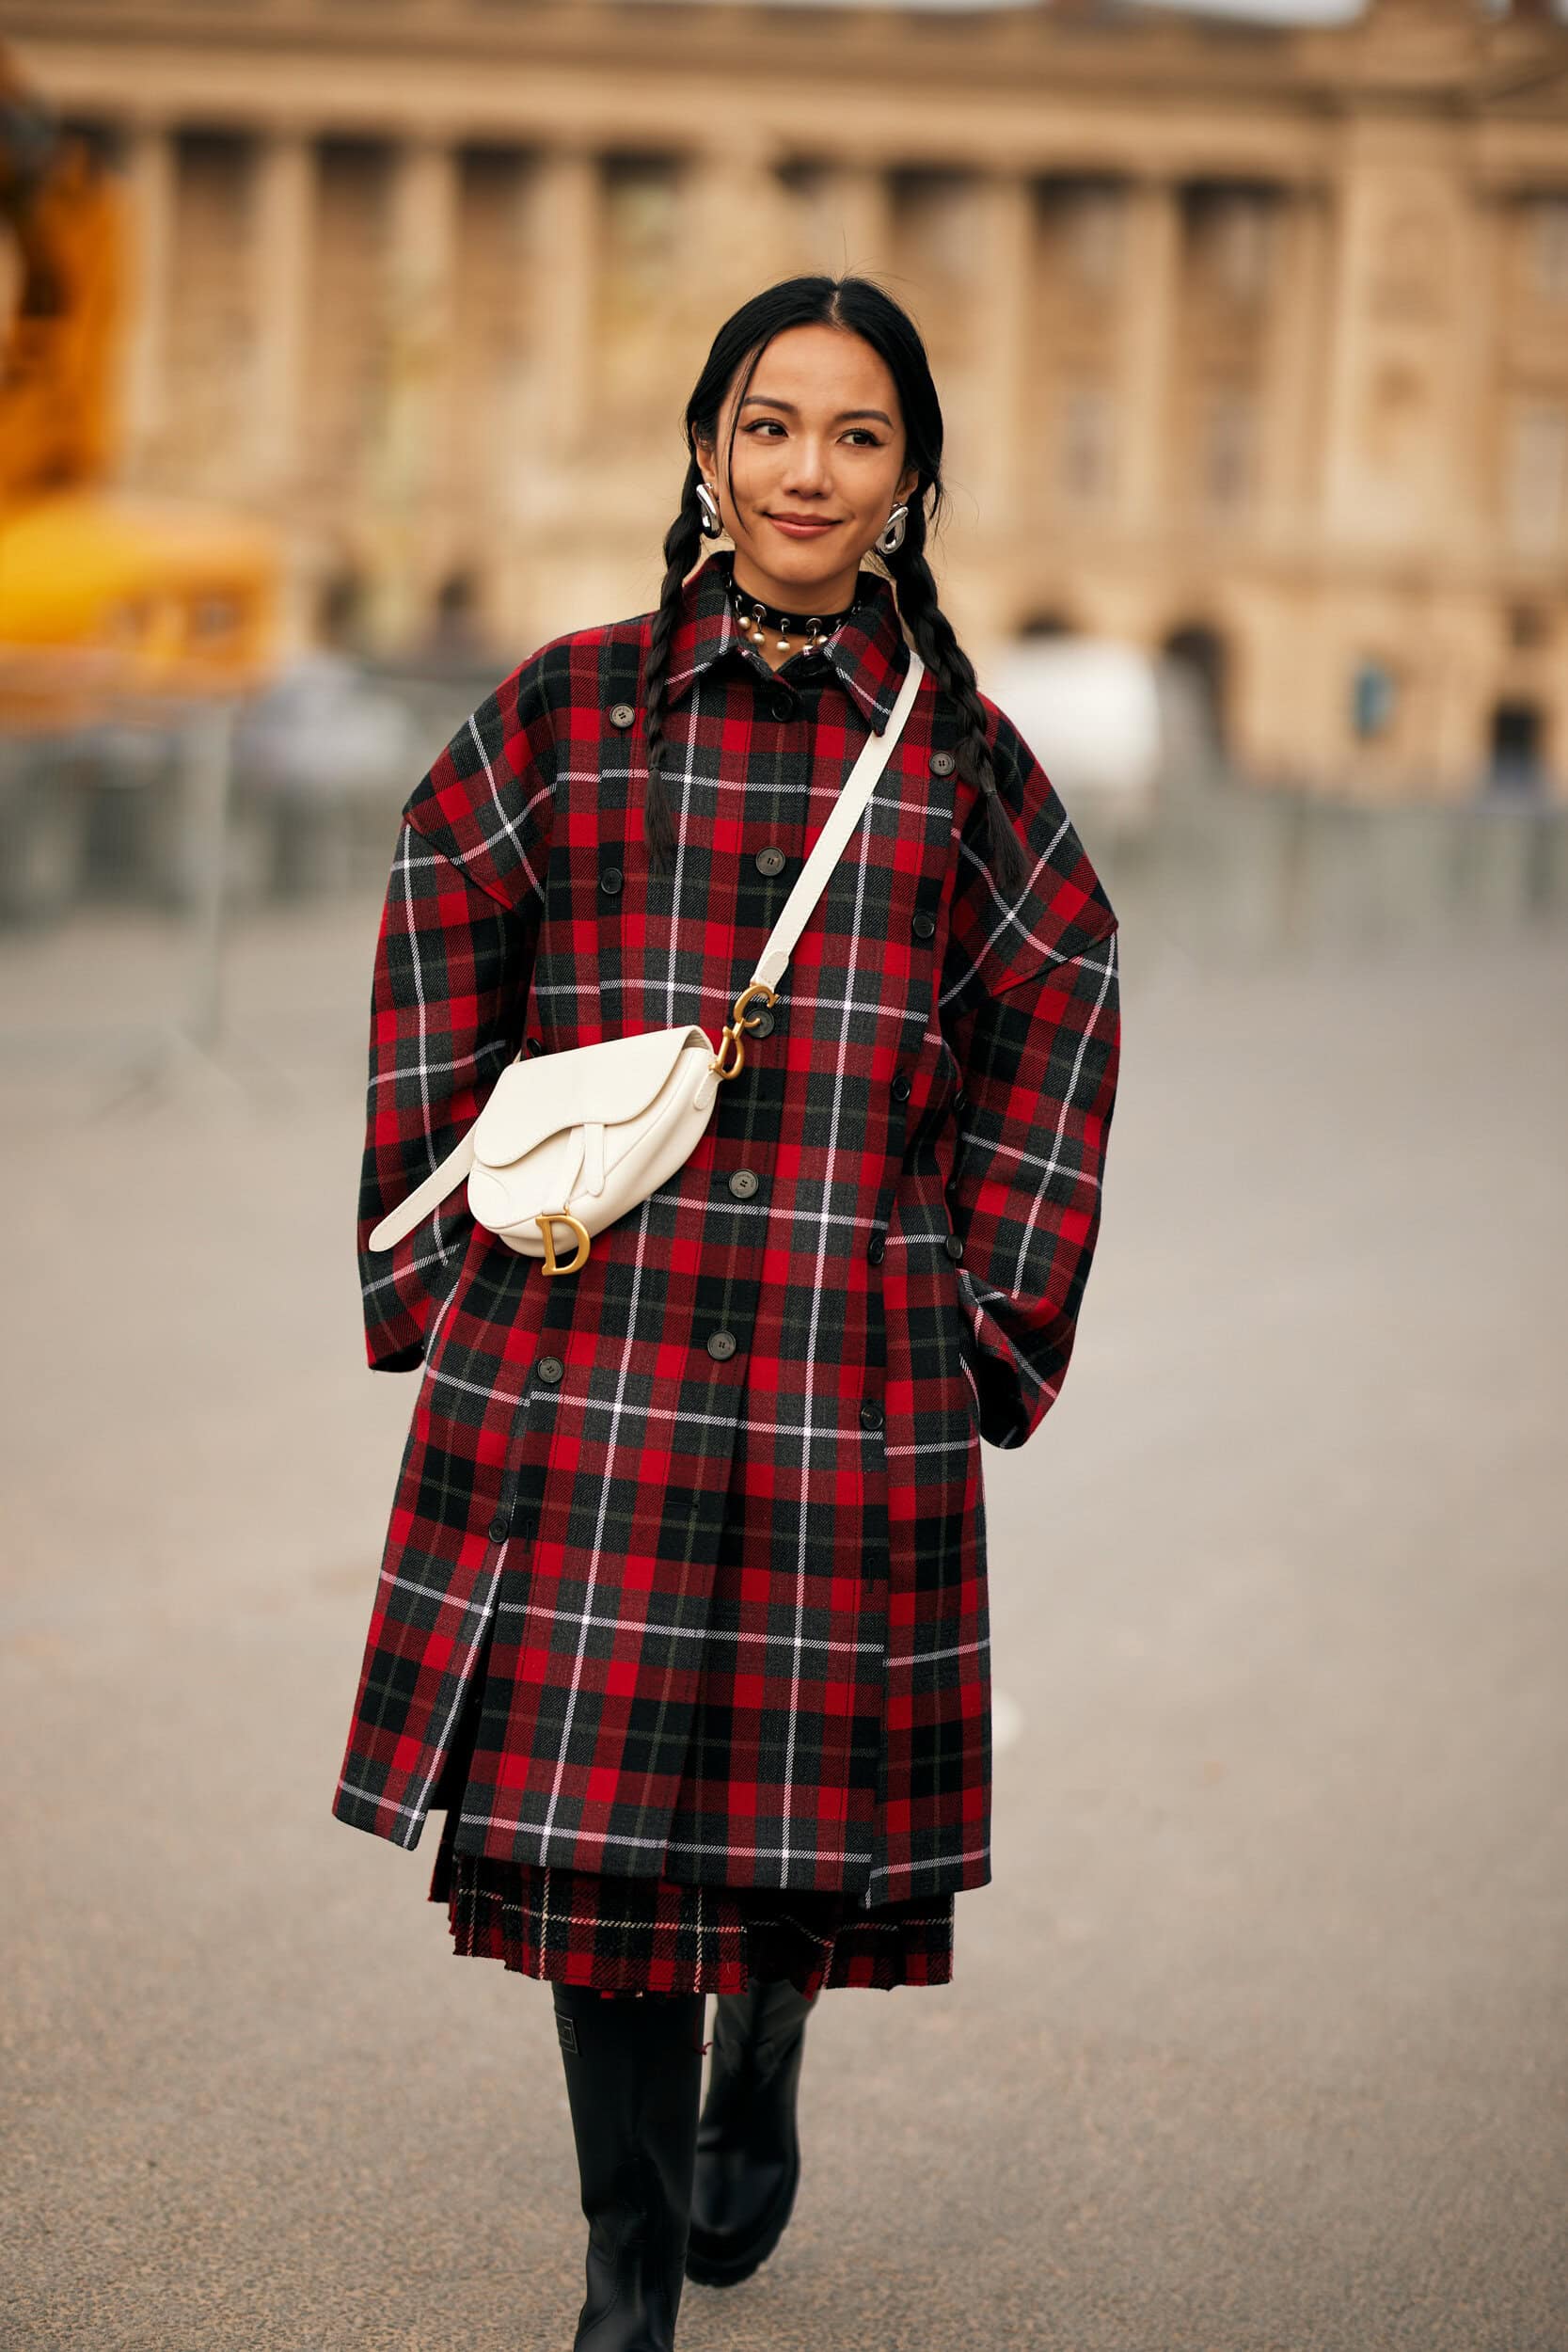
[
  {"left": 752, "top": 644, "right": 924, "bottom": 995},
  {"left": 367, "top": 644, "right": 927, "bottom": 1255}
]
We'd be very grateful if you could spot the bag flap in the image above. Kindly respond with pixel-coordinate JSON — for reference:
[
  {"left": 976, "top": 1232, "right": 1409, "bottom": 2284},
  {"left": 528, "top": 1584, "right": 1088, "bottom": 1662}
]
[{"left": 472, "top": 1025, "right": 709, "bottom": 1168}]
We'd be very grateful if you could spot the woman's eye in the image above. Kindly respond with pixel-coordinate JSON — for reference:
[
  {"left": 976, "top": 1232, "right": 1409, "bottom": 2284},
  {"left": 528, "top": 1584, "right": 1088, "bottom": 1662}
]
[{"left": 744, "top": 421, "right": 882, "bottom": 447}]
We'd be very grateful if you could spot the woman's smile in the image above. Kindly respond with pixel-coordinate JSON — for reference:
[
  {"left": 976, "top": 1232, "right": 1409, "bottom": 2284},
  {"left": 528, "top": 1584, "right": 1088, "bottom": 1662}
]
[{"left": 766, "top": 515, "right": 842, "bottom": 538}]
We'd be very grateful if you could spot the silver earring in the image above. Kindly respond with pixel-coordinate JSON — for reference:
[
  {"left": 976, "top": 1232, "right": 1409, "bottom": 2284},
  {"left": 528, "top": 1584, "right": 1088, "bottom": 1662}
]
[
  {"left": 876, "top": 502, "right": 909, "bottom": 556},
  {"left": 696, "top": 481, "right": 723, "bottom": 539}
]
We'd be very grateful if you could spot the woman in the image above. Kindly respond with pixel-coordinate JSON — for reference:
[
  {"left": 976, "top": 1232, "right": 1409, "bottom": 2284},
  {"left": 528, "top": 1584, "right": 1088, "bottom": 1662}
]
[{"left": 333, "top": 273, "right": 1121, "bottom": 2350}]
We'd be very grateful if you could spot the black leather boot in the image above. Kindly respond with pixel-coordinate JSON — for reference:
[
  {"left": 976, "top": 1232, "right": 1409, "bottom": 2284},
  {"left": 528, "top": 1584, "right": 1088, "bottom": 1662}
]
[
  {"left": 552, "top": 1984, "right": 706, "bottom": 2352},
  {"left": 684, "top": 1974, "right": 818, "bottom": 2289}
]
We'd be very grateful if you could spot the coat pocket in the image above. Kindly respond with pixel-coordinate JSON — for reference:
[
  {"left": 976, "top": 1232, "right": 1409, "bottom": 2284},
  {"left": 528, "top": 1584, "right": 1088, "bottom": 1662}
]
[{"left": 942, "top": 1258, "right": 984, "bottom": 1441}]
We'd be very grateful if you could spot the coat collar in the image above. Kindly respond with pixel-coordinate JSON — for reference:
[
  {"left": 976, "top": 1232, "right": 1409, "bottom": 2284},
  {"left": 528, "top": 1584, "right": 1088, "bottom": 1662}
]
[{"left": 662, "top": 547, "right": 912, "bottom": 735}]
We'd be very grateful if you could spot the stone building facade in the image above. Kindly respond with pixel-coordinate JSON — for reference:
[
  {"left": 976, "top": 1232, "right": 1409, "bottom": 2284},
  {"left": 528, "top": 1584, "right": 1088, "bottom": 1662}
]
[{"left": 5, "top": 0, "right": 1568, "bottom": 798}]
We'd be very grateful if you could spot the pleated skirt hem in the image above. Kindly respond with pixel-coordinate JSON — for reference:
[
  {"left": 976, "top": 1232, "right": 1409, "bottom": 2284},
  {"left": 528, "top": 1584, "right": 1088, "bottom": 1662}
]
[{"left": 426, "top": 1806, "right": 955, "bottom": 1999}]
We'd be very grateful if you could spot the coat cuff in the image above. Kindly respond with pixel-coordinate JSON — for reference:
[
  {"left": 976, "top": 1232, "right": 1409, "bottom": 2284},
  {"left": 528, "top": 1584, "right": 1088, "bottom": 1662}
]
[{"left": 364, "top": 1315, "right": 427, "bottom": 1375}]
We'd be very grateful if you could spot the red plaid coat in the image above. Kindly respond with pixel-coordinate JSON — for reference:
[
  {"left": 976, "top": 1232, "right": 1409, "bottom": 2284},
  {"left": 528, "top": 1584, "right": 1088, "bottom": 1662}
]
[{"left": 332, "top": 548, "right": 1120, "bottom": 1904}]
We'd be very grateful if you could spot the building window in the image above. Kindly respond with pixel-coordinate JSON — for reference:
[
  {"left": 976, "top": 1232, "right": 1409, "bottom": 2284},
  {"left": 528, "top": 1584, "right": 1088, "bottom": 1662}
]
[
  {"left": 1210, "top": 191, "right": 1272, "bottom": 303},
  {"left": 1504, "top": 402, "right": 1568, "bottom": 555},
  {"left": 1351, "top": 659, "right": 1399, "bottom": 741},
  {"left": 1058, "top": 382, "right": 1115, "bottom": 505},
  {"left": 1489, "top": 702, "right": 1544, "bottom": 794},
  {"left": 1064, "top": 183, "right": 1122, "bottom": 292},
  {"left": 599, "top": 153, "right": 681, "bottom": 426},
  {"left": 1200, "top": 386, "right": 1256, "bottom": 512},
  {"left": 1531, "top": 198, "right": 1568, "bottom": 304},
  {"left": 1508, "top": 604, "right": 1549, "bottom": 651}
]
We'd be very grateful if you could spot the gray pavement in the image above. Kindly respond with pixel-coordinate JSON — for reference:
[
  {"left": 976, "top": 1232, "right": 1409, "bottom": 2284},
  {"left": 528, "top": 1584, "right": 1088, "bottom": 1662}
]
[{"left": 2, "top": 889, "right": 1565, "bottom": 2351}]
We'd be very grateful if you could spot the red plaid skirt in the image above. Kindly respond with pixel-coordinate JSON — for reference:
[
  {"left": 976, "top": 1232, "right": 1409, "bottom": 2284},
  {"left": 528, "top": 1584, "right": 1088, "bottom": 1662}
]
[{"left": 427, "top": 1806, "right": 955, "bottom": 1998}]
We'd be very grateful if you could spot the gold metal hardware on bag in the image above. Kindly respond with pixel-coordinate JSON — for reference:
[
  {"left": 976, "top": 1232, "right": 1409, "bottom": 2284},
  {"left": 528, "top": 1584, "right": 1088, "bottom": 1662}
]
[
  {"left": 708, "top": 981, "right": 780, "bottom": 1083},
  {"left": 537, "top": 1210, "right": 592, "bottom": 1276}
]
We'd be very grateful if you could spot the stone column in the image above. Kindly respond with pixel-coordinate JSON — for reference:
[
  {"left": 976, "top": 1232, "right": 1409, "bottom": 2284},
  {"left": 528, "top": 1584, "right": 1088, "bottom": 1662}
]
[
  {"left": 370, "top": 136, "right": 460, "bottom": 646},
  {"left": 531, "top": 145, "right": 600, "bottom": 473},
  {"left": 1259, "top": 182, "right": 1332, "bottom": 548},
  {"left": 971, "top": 170, "right": 1034, "bottom": 532},
  {"left": 1116, "top": 173, "right": 1182, "bottom": 532},
  {"left": 826, "top": 162, "right": 894, "bottom": 278},
  {"left": 119, "top": 120, "right": 177, "bottom": 479},
  {"left": 248, "top": 130, "right": 314, "bottom": 495},
  {"left": 681, "top": 136, "right": 792, "bottom": 324}
]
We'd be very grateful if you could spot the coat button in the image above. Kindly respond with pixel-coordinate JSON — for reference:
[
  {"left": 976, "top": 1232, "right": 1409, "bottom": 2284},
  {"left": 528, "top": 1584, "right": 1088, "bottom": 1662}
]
[
  {"left": 535, "top": 1355, "right": 564, "bottom": 1385},
  {"left": 706, "top": 1330, "right": 737, "bottom": 1360},
  {"left": 599, "top": 866, "right": 624, "bottom": 896},
  {"left": 747, "top": 1006, "right": 775, "bottom": 1038},
  {"left": 727, "top": 1168, "right": 759, "bottom": 1199},
  {"left": 859, "top": 1400, "right": 883, "bottom": 1432},
  {"left": 944, "top": 1232, "right": 964, "bottom": 1263},
  {"left": 488, "top": 1514, "right": 510, "bottom": 1542},
  {"left": 769, "top": 689, "right": 794, "bottom": 721},
  {"left": 929, "top": 749, "right": 956, "bottom": 777},
  {"left": 609, "top": 702, "right": 637, "bottom": 729},
  {"left": 911, "top": 909, "right": 936, "bottom": 940},
  {"left": 526, "top": 1036, "right": 545, "bottom": 1056},
  {"left": 867, "top": 1232, "right": 885, "bottom": 1265},
  {"left": 890, "top": 1069, "right": 911, "bottom": 1102},
  {"left": 754, "top": 845, "right": 786, "bottom": 878},
  {"left": 953, "top": 1088, "right": 969, "bottom": 1116}
]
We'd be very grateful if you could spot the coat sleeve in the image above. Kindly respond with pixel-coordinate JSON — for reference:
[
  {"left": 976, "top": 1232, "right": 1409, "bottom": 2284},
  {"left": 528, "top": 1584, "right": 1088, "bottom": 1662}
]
[
  {"left": 356, "top": 661, "right": 558, "bottom": 1373},
  {"left": 938, "top": 696, "right": 1122, "bottom": 1450}
]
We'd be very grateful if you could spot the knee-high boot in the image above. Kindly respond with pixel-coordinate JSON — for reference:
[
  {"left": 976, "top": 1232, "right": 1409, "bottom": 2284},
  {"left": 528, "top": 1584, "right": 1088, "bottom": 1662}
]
[
  {"left": 684, "top": 1975, "right": 819, "bottom": 2289},
  {"left": 552, "top": 1984, "right": 706, "bottom": 2352}
]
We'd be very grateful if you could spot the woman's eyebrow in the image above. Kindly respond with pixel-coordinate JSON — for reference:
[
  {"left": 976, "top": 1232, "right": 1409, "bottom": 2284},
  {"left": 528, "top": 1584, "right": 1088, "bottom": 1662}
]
[{"left": 738, "top": 395, "right": 894, "bottom": 426}]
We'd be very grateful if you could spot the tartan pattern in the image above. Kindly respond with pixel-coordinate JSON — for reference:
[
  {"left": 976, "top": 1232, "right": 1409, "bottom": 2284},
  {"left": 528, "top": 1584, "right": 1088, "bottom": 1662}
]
[
  {"left": 427, "top": 1805, "right": 954, "bottom": 1998},
  {"left": 333, "top": 547, "right": 1120, "bottom": 1906}
]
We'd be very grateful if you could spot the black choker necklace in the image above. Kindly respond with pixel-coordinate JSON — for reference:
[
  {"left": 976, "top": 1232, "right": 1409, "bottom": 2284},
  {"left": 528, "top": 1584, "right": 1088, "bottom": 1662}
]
[{"left": 727, "top": 571, "right": 861, "bottom": 656}]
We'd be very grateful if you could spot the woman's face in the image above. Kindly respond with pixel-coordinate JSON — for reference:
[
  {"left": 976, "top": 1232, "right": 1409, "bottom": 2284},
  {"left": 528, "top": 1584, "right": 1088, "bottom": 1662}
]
[{"left": 694, "top": 323, "right": 920, "bottom": 615}]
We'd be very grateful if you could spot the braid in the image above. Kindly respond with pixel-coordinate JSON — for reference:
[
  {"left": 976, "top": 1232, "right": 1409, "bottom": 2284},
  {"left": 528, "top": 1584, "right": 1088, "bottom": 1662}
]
[
  {"left": 641, "top": 464, "right": 705, "bottom": 875},
  {"left": 886, "top": 520, "right": 1028, "bottom": 898}
]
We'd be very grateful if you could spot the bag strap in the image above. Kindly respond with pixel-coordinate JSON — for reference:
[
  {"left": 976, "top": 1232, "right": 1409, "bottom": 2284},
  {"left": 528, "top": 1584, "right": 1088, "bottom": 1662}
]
[
  {"left": 367, "top": 644, "right": 927, "bottom": 1256},
  {"left": 752, "top": 644, "right": 924, "bottom": 994}
]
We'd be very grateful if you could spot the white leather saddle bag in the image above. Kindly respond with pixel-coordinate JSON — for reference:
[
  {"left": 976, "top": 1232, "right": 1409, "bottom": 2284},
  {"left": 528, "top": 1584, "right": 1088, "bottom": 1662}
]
[{"left": 367, "top": 644, "right": 925, "bottom": 1276}]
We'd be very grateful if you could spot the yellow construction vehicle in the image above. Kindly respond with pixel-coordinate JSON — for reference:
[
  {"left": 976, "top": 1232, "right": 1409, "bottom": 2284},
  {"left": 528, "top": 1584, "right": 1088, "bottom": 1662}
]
[{"left": 0, "top": 53, "right": 279, "bottom": 913}]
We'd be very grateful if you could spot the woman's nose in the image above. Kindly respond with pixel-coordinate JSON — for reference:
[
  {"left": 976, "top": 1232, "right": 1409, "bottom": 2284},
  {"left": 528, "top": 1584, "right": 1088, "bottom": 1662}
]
[{"left": 780, "top": 439, "right": 832, "bottom": 492}]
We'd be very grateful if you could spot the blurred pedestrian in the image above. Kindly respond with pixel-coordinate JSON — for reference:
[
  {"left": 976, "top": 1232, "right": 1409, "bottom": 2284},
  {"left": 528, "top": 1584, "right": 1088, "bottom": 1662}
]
[{"left": 331, "top": 274, "right": 1121, "bottom": 2349}]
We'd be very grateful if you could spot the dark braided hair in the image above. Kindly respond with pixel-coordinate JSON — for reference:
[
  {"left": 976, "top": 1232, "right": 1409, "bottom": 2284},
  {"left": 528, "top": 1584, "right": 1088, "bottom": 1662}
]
[{"left": 642, "top": 273, "right": 1028, "bottom": 895}]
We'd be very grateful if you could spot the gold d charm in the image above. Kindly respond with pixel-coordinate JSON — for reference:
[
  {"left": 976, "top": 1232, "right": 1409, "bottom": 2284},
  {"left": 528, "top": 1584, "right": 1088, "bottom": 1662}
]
[
  {"left": 536, "top": 1210, "right": 591, "bottom": 1275},
  {"left": 708, "top": 981, "right": 779, "bottom": 1083}
]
